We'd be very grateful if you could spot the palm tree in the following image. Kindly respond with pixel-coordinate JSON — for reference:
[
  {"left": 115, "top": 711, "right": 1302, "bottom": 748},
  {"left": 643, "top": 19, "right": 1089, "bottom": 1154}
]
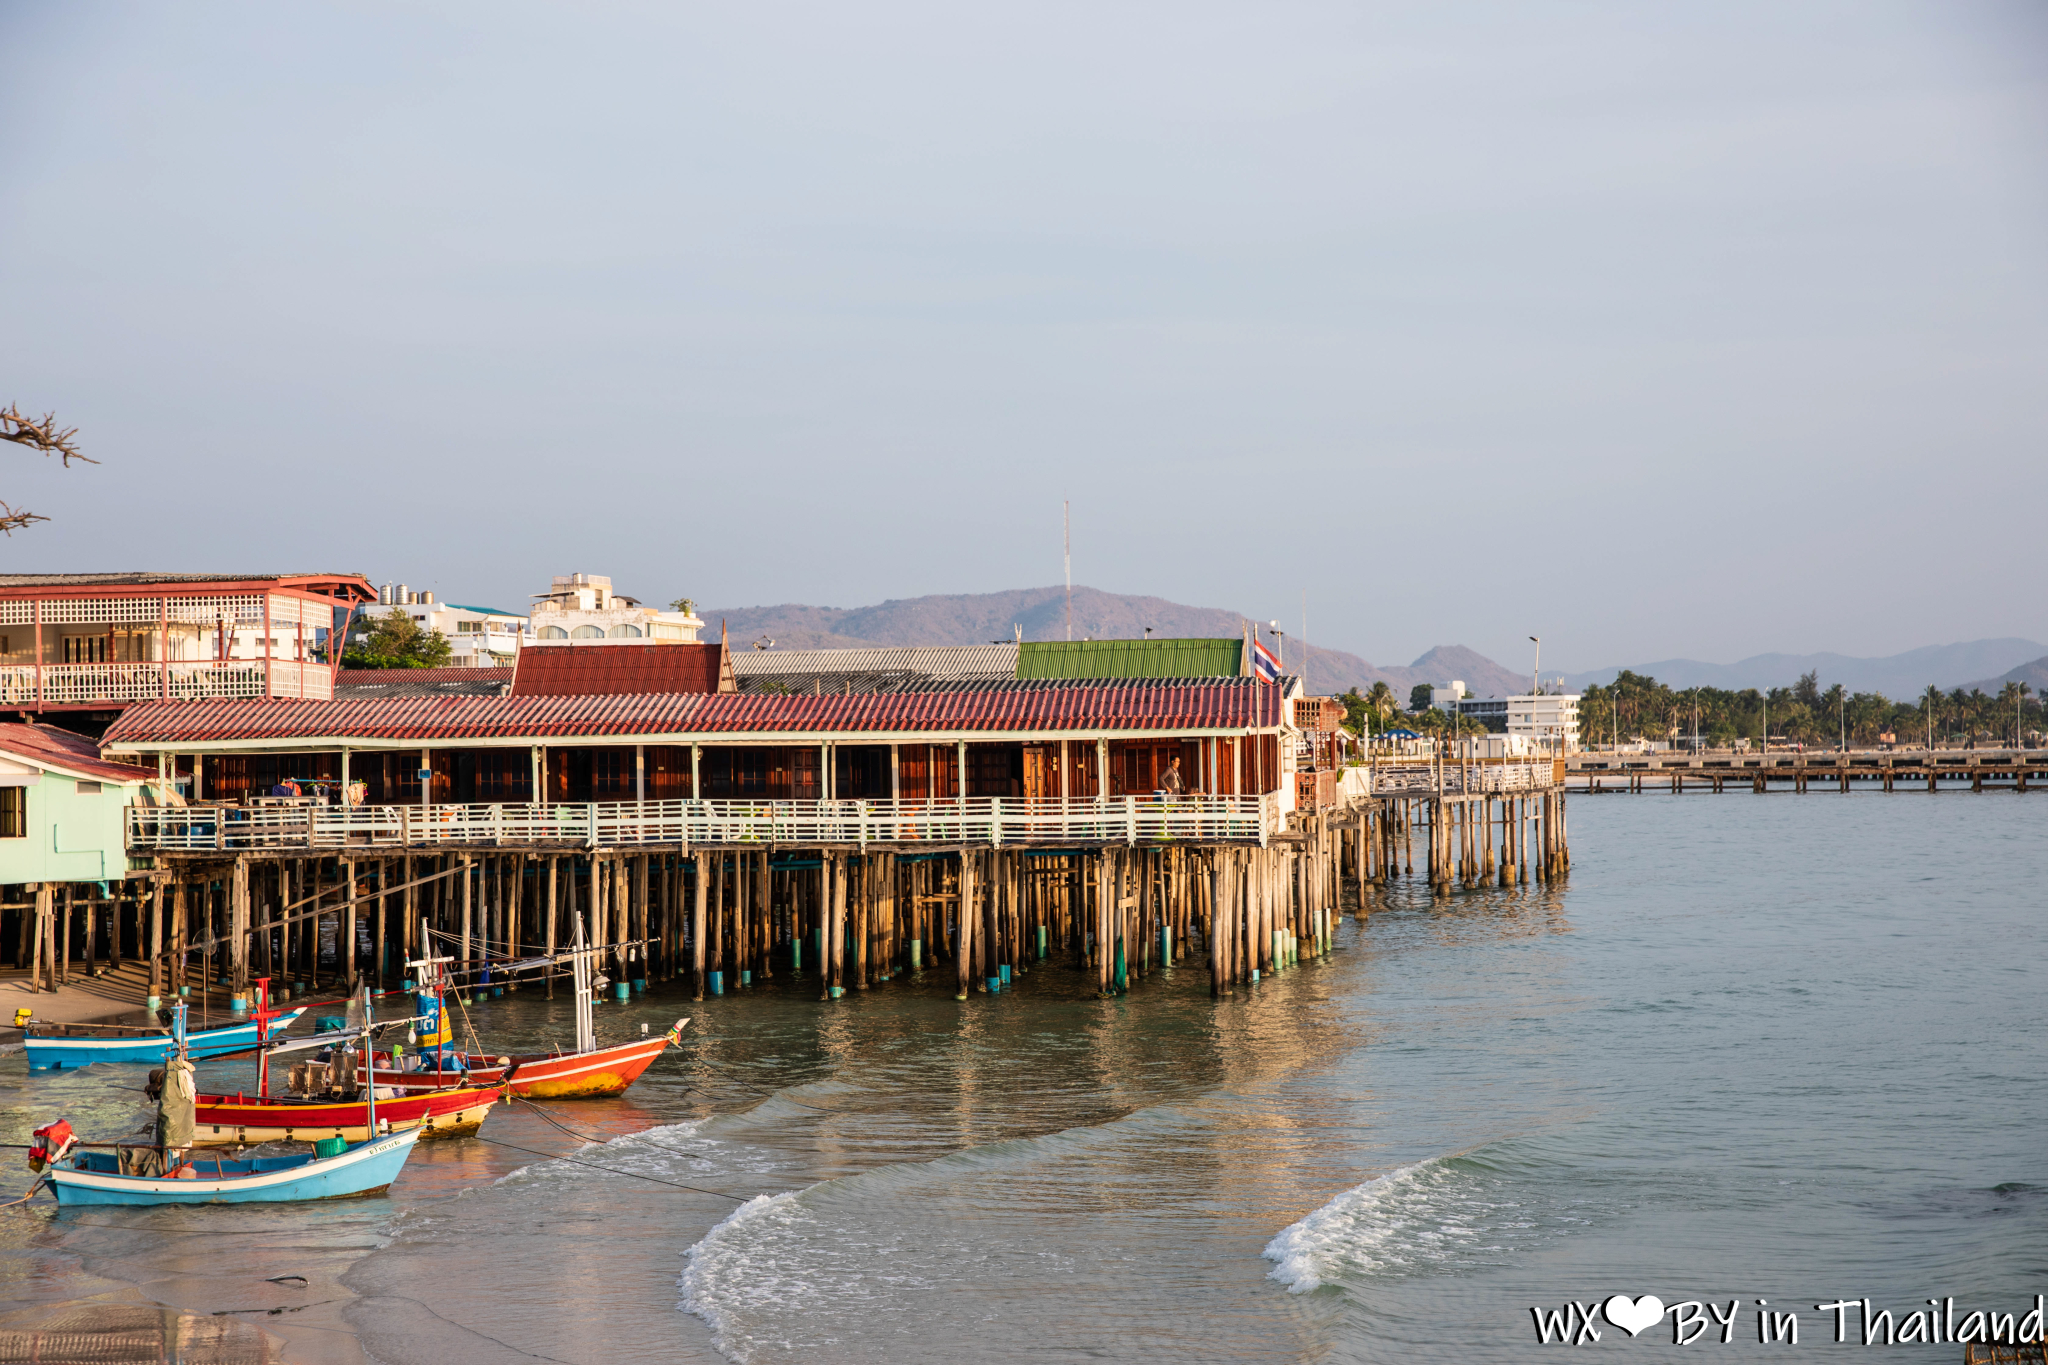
[
  {"left": 1366, "top": 681, "right": 1396, "bottom": 729},
  {"left": 1998, "top": 680, "right": 2029, "bottom": 747},
  {"left": 1921, "top": 684, "right": 1942, "bottom": 749}
]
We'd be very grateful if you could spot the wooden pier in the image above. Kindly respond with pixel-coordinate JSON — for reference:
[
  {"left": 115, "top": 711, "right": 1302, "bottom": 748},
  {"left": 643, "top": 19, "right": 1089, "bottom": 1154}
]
[
  {"left": 1, "top": 652, "right": 1585, "bottom": 1014},
  {"left": 1567, "top": 748, "right": 2046, "bottom": 794},
  {"left": 85, "top": 768, "right": 1570, "bottom": 1014}
]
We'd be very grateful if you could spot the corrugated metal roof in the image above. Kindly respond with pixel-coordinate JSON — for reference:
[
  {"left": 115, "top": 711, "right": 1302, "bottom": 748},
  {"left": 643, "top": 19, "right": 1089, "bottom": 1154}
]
[
  {"left": 0, "top": 723, "right": 158, "bottom": 783},
  {"left": 730, "top": 645, "right": 1017, "bottom": 679},
  {"left": 337, "top": 667, "right": 515, "bottom": 699},
  {"left": 339, "top": 668, "right": 515, "bottom": 685},
  {"left": 1017, "top": 638, "right": 1244, "bottom": 680},
  {"left": 0, "top": 572, "right": 363, "bottom": 586},
  {"left": 100, "top": 678, "right": 1281, "bottom": 747},
  {"left": 510, "top": 643, "right": 732, "bottom": 698}
]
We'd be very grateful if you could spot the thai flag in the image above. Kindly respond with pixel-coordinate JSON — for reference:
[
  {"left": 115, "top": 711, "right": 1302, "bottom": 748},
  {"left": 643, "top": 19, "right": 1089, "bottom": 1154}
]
[{"left": 1250, "top": 638, "right": 1282, "bottom": 683}]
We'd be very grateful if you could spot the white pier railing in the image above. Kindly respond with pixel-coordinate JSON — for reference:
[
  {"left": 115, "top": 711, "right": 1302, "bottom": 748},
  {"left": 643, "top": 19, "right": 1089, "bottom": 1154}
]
[
  {"left": 1363, "top": 759, "right": 1561, "bottom": 798},
  {"left": 128, "top": 793, "right": 1279, "bottom": 853}
]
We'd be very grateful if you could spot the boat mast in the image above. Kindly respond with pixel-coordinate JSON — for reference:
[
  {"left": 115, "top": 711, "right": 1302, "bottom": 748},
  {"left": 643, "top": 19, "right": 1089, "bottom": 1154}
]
[
  {"left": 571, "top": 913, "right": 595, "bottom": 1055},
  {"left": 362, "top": 984, "right": 377, "bottom": 1139}
]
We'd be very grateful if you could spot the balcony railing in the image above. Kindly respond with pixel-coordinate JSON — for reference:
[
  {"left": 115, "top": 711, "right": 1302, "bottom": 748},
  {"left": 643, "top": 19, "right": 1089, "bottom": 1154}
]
[
  {"left": 0, "top": 661, "right": 331, "bottom": 707},
  {"left": 127, "top": 793, "right": 1279, "bottom": 853},
  {"left": 1364, "top": 759, "right": 1562, "bottom": 797}
]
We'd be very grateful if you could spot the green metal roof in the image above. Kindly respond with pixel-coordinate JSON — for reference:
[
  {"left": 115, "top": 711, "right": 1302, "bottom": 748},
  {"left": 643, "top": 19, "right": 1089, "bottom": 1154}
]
[{"left": 1016, "top": 638, "right": 1244, "bottom": 680}]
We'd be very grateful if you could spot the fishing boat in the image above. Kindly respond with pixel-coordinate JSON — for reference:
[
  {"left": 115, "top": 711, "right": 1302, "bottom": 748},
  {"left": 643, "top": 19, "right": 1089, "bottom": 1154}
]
[
  {"left": 34, "top": 1122, "right": 421, "bottom": 1207},
  {"left": 361, "top": 914, "right": 686, "bottom": 1099},
  {"left": 184, "top": 977, "right": 500, "bottom": 1145},
  {"left": 191, "top": 1084, "right": 498, "bottom": 1146},
  {"left": 26, "top": 996, "right": 422, "bottom": 1207},
  {"left": 25, "top": 1006, "right": 309, "bottom": 1072}
]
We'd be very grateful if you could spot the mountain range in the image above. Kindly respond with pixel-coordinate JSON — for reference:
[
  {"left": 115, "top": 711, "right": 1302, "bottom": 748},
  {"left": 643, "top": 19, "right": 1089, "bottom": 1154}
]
[
  {"left": 703, "top": 586, "right": 1531, "bottom": 698},
  {"left": 704, "top": 586, "right": 2042, "bottom": 702}
]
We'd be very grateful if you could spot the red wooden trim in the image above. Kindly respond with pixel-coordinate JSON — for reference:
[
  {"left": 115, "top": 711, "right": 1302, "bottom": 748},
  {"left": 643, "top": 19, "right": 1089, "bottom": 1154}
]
[
  {"left": 331, "top": 602, "right": 356, "bottom": 694},
  {"left": 0, "top": 576, "right": 376, "bottom": 603}
]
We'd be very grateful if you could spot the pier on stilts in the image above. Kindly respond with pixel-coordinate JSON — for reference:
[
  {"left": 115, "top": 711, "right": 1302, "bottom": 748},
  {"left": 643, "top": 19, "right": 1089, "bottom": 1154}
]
[
  {"left": 115, "top": 751, "right": 1569, "bottom": 1010},
  {"left": 1567, "top": 747, "right": 2046, "bottom": 795}
]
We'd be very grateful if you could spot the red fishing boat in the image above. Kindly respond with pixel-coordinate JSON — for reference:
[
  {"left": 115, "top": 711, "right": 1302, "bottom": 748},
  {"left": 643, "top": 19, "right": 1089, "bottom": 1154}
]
[
  {"left": 180, "top": 977, "right": 503, "bottom": 1145},
  {"left": 362, "top": 914, "right": 687, "bottom": 1100},
  {"left": 191, "top": 1084, "right": 500, "bottom": 1146},
  {"left": 358, "top": 1034, "right": 675, "bottom": 1099}
]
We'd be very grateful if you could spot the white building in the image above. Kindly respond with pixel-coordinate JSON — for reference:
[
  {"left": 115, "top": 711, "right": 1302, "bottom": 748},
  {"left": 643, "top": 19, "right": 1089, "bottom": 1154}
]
[
  {"left": 528, "top": 573, "right": 705, "bottom": 644},
  {"left": 1430, "top": 681, "right": 1468, "bottom": 709},
  {"left": 1506, "top": 693, "right": 1581, "bottom": 750},
  {"left": 360, "top": 586, "right": 532, "bottom": 668}
]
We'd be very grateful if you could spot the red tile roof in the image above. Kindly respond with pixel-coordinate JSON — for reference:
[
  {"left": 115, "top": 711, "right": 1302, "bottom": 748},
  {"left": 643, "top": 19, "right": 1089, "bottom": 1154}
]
[
  {"left": 0, "top": 723, "right": 159, "bottom": 783},
  {"left": 99, "top": 679, "right": 1282, "bottom": 747},
  {"left": 510, "top": 643, "right": 733, "bottom": 698}
]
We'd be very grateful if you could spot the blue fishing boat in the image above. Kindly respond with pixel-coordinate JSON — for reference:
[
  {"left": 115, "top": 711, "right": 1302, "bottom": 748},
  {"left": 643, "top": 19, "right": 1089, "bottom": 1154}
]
[
  {"left": 24, "top": 1007, "right": 309, "bottom": 1071},
  {"left": 35, "top": 1125, "right": 421, "bottom": 1207},
  {"left": 26, "top": 994, "right": 422, "bottom": 1207}
]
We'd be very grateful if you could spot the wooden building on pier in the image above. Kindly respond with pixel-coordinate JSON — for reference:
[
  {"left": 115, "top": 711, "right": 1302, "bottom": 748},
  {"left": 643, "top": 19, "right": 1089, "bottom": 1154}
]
[{"left": 6, "top": 631, "right": 1572, "bottom": 1021}]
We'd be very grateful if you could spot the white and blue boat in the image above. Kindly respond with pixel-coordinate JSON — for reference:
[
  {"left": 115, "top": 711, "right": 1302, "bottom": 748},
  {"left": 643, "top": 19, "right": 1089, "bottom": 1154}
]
[
  {"left": 40, "top": 1126, "right": 421, "bottom": 1206},
  {"left": 28, "top": 993, "right": 421, "bottom": 1207},
  {"left": 24, "top": 1007, "right": 309, "bottom": 1071}
]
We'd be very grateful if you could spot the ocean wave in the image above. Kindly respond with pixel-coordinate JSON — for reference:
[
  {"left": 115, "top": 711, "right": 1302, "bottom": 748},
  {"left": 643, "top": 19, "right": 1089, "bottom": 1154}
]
[
  {"left": 678, "top": 1191, "right": 812, "bottom": 1362},
  {"left": 1263, "top": 1153, "right": 1527, "bottom": 1294}
]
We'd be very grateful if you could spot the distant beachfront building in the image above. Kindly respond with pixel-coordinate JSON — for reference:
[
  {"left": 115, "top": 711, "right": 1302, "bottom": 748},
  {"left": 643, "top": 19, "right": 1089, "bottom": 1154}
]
[
  {"left": 528, "top": 574, "right": 705, "bottom": 645},
  {"left": 1508, "top": 693, "right": 1581, "bottom": 750},
  {"left": 364, "top": 592, "right": 530, "bottom": 669}
]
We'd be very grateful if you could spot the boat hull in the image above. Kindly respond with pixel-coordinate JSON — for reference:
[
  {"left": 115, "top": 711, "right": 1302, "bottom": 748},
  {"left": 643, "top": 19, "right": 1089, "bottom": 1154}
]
[
  {"left": 47, "top": 1127, "right": 421, "bottom": 1206},
  {"left": 360, "top": 1034, "right": 674, "bottom": 1099},
  {"left": 191, "top": 1086, "right": 500, "bottom": 1146},
  {"left": 25, "top": 1008, "right": 310, "bottom": 1071}
]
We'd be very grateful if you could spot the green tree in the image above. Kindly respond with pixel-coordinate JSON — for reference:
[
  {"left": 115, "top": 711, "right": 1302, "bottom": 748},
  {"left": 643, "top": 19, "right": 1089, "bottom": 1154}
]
[
  {"left": 1339, "top": 687, "right": 1369, "bottom": 735},
  {"left": 343, "top": 607, "right": 453, "bottom": 670},
  {"left": 1408, "top": 682, "right": 1435, "bottom": 713}
]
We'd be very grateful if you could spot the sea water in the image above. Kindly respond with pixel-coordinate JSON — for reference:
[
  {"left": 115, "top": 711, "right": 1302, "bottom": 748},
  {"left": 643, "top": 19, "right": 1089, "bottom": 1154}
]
[{"left": 0, "top": 794, "right": 2041, "bottom": 1362}]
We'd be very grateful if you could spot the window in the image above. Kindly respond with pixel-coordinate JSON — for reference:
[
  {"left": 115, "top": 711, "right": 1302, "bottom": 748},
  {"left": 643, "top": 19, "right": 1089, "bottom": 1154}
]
[
  {"left": 75, "top": 780, "right": 102, "bottom": 795},
  {"left": 607, "top": 624, "right": 642, "bottom": 638},
  {"left": 457, "top": 621, "right": 481, "bottom": 634},
  {"left": 538, "top": 625, "right": 567, "bottom": 639},
  {"left": 62, "top": 635, "right": 110, "bottom": 664},
  {"left": 570, "top": 625, "right": 604, "bottom": 639},
  {"left": 0, "top": 787, "right": 23, "bottom": 838}
]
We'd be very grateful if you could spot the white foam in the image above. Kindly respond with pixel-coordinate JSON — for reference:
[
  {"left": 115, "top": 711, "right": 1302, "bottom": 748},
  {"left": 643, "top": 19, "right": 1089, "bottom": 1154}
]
[
  {"left": 679, "top": 1190, "right": 806, "bottom": 1360},
  {"left": 1264, "top": 1157, "right": 1511, "bottom": 1293}
]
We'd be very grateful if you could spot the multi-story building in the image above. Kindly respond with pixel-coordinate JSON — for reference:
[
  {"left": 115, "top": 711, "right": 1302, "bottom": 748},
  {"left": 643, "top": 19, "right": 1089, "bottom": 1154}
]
[
  {"left": 529, "top": 573, "right": 705, "bottom": 643},
  {"left": 1507, "top": 693, "right": 1581, "bottom": 750},
  {"left": 360, "top": 586, "right": 531, "bottom": 668},
  {"left": 0, "top": 572, "right": 377, "bottom": 721}
]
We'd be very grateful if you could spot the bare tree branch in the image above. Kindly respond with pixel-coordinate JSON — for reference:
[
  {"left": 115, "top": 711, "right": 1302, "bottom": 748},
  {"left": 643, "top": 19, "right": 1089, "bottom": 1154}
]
[
  {"left": 1, "top": 404, "right": 94, "bottom": 534},
  {"left": 0, "top": 502, "right": 48, "bottom": 534}
]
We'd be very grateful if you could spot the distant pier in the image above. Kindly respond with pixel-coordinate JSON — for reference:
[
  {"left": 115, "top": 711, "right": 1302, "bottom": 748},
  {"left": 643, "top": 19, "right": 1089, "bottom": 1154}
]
[{"left": 1567, "top": 747, "right": 2045, "bottom": 794}]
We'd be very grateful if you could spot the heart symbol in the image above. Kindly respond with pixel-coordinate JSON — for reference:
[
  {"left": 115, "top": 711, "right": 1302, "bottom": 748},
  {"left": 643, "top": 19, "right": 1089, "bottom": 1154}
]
[{"left": 1603, "top": 1295, "right": 1666, "bottom": 1337}]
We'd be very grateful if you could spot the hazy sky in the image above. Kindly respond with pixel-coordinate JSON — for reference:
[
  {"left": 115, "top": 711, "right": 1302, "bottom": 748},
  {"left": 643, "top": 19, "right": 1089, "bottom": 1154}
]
[{"left": 3, "top": 2, "right": 2044, "bottom": 672}]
